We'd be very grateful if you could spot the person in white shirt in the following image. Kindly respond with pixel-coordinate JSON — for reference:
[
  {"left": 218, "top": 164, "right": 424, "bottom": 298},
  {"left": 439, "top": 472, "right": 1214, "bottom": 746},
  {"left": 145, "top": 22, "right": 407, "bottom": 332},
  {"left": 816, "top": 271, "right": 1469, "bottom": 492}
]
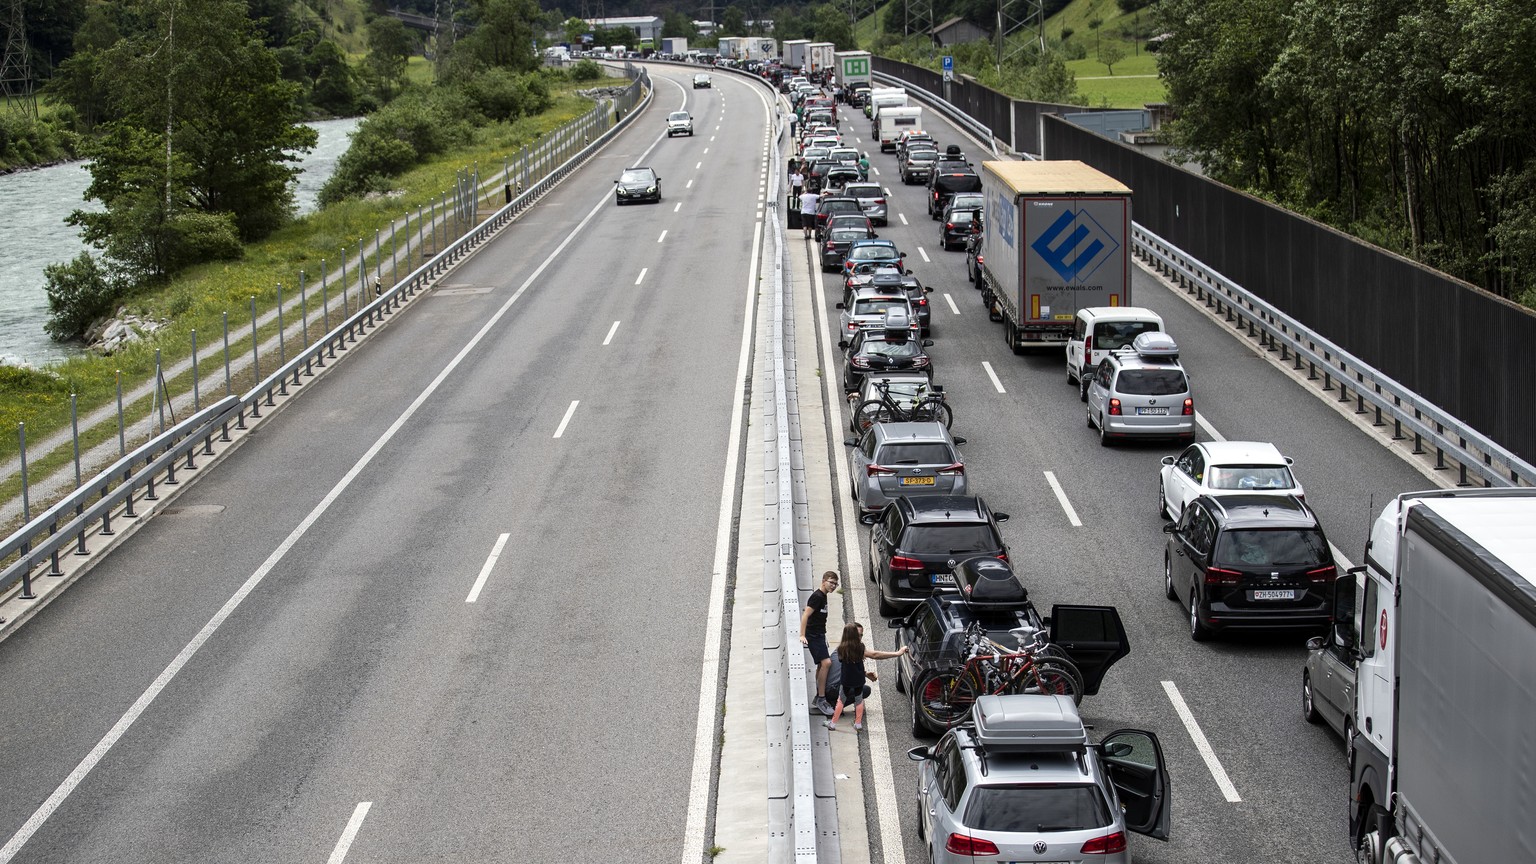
[{"left": 799, "top": 189, "right": 820, "bottom": 239}]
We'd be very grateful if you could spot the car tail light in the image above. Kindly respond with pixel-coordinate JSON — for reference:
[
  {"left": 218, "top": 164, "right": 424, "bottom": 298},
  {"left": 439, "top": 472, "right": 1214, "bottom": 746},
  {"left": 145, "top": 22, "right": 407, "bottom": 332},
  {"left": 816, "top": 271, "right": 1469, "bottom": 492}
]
[
  {"left": 867, "top": 464, "right": 897, "bottom": 477},
  {"left": 945, "top": 222, "right": 955, "bottom": 230},
  {"left": 874, "top": 198, "right": 885, "bottom": 204},
  {"left": 846, "top": 322, "right": 858, "bottom": 331},
  {"left": 1205, "top": 567, "right": 1242, "bottom": 586},
  {"left": 890, "top": 554, "right": 924, "bottom": 571},
  {"left": 996, "top": 552, "right": 1008, "bottom": 562},
  {"left": 917, "top": 298, "right": 928, "bottom": 307},
  {"left": 1081, "top": 831, "right": 1128, "bottom": 855},
  {"left": 976, "top": 254, "right": 984, "bottom": 266},
  {"left": 851, "top": 356, "right": 871, "bottom": 368},
  {"left": 913, "top": 356, "right": 930, "bottom": 368},
  {"left": 937, "top": 463, "right": 964, "bottom": 476},
  {"left": 1307, "top": 565, "right": 1338, "bottom": 583},
  {"left": 1182, "top": 397, "right": 1194, "bottom": 415},
  {"left": 1084, "top": 335, "right": 1092, "bottom": 367},
  {"left": 1108, "top": 398, "right": 1122, "bottom": 415},
  {"left": 945, "top": 834, "right": 1000, "bottom": 856}
]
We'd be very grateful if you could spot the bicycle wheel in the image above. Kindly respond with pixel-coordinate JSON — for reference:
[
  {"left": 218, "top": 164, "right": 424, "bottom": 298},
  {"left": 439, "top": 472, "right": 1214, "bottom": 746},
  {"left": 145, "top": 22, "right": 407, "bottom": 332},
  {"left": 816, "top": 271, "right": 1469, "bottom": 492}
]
[
  {"left": 913, "top": 668, "right": 971, "bottom": 730},
  {"left": 854, "top": 399, "right": 894, "bottom": 431},
  {"left": 922, "top": 400, "right": 953, "bottom": 429},
  {"left": 1017, "top": 659, "right": 1085, "bottom": 705}
]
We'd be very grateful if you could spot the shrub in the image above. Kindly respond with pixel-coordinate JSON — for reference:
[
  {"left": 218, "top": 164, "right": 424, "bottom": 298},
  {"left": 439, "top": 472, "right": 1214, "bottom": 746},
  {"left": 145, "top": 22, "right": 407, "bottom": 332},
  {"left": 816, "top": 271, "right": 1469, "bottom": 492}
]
[
  {"left": 164, "top": 211, "right": 243, "bottom": 273},
  {"left": 569, "top": 59, "right": 604, "bottom": 81},
  {"left": 44, "top": 253, "right": 123, "bottom": 341}
]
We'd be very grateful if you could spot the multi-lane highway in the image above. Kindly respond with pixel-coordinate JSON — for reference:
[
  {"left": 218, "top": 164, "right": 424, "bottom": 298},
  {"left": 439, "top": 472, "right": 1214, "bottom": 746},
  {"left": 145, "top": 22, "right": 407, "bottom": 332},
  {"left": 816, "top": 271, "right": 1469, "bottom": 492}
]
[{"left": 0, "top": 61, "right": 1452, "bottom": 864}]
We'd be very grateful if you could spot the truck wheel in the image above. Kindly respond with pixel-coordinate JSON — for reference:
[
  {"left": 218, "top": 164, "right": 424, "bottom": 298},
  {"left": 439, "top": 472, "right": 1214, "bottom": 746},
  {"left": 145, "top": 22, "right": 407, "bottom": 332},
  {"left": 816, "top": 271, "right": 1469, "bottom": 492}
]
[{"left": 1302, "top": 672, "right": 1322, "bottom": 723}]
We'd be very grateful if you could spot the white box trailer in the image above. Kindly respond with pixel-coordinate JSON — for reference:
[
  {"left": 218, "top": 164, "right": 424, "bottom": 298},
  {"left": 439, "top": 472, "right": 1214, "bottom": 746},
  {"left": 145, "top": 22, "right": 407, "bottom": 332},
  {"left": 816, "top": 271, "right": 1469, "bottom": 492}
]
[
  {"left": 1349, "top": 490, "right": 1536, "bottom": 864},
  {"left": 807, "top": 42, "right": 836, "bottom": 75},
  {"left": 745, "top": 38, "right": 777, "bottom": 61},
  {"left": 716, "top": 36, "right": 745, "bottom": 59},
  {"left": 783, "top": 39, "right": 811, "bottom": 70},
  {"left": 979, "top": 161, "right": 1132, "bottom": 350},
  {"left": 661, "top": 37, "right": 688, "bottom": 56},
  {"left": 866, "top": 87, "right": 907, "bottom": 122},
  {"left": 833, "top": 50, "right": 872, "bottom": 90}
]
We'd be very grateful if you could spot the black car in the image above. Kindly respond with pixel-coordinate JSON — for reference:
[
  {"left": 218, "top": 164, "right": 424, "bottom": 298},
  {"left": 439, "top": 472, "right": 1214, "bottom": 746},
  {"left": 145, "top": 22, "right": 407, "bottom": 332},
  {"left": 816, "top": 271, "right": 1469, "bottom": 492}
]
[
  {"left": 939, "top": 205, "right": 982, "bottom": 250},
  {"left": 928, "top": 167, "right": 982, "bottom": 218},
  {"left": 805, "top": 158, "right": 840, "bottom": 193},
  {"left": 1162, "top": 494, "right": 1338, "bottom": 640},
  {"left": 887, "top": 557, "right": 1131, "bottom": 735},
  {"left": 865, "top": 496, "right": 1010, "bottom": 615},
  {"left": 820, "top": 225, "right": 878, "bottom": 272},
  {"left": 614, "top": 167, "right": 661, "bottom": 204},
  {"left": 841, "top": 327, "right": 934, "bottom": 393}
]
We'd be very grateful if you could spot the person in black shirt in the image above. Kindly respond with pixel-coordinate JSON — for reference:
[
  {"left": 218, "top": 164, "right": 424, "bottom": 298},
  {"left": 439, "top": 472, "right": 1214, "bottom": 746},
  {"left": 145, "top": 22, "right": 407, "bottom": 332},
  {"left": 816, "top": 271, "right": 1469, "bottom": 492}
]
[{"left": 800, "top": 570, "right": 839, "bottom": 715}]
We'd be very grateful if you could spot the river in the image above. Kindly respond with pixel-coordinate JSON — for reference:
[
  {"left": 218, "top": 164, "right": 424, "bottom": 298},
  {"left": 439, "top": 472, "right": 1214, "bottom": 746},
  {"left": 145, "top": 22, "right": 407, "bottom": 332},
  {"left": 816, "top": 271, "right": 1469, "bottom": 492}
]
[{"left": 0, "top": 116, "right": 361, "bottom": 366}]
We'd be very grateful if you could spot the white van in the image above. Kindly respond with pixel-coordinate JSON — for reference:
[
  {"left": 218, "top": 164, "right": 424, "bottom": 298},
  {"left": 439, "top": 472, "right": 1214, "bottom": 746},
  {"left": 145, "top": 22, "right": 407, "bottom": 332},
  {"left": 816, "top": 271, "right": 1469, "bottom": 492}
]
[{"left": 1067, "top": 306, "right": 1165, "bottom": 399}]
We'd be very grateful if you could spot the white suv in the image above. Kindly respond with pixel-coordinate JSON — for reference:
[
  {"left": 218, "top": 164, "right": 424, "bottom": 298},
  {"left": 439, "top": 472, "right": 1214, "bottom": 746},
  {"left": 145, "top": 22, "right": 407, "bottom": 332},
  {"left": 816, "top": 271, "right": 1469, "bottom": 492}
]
[{"left": 666, "top": 111, "right": 694, "bottom": 137}]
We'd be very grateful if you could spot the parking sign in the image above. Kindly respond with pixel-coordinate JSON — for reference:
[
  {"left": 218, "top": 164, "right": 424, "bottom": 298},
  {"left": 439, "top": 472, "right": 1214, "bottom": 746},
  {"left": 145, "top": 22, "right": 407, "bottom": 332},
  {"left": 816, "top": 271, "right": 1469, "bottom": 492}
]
[{"left": 942, "top": 55, "right": 953, "bottom": 82}]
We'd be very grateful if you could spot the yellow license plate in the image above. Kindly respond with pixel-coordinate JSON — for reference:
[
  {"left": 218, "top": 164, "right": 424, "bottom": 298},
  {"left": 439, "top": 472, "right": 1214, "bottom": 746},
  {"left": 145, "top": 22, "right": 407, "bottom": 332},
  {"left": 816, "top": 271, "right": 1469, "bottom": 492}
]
[{"left": 901, "top": 476, "right": 936, "bottom": 486}]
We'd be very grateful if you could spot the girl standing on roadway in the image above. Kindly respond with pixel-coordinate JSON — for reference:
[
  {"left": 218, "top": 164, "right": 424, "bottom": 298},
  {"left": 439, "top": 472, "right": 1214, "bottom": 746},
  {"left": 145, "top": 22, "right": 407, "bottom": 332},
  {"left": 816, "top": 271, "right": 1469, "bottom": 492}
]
[{"left": 824, "top": 622, "right": 908, "bottom": 732}]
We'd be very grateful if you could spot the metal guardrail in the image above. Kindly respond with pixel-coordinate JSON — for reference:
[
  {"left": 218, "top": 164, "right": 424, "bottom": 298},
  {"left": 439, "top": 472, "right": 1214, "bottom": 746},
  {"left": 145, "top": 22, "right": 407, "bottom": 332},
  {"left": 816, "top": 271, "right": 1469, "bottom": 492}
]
[
  {"left": 1134, "top": 226, "right": 1536, "bottom": 488},
  {"left": 0, "top": 68, "right": 655, "bottom": 600}
]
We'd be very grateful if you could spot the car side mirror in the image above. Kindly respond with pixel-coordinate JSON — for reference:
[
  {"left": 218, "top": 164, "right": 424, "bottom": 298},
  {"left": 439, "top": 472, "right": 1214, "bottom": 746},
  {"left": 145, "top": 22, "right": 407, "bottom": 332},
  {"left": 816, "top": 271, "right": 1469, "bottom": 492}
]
[
  {"left": 922, "top": 339, "right": 934, "bottom": 347},
  {"left": 613, "top": 180, "right": 619, "bottom": 184},
  {"left": 871, "top": 233, "right": 879, "bottom": 238},
  {"left": 843, "top": 438, "right": 857, "bottom": 446},
  {"left": 1307, "top": 636, "right": 1325, "bottom": 651},
  {"left": 906, "top": 269, "right": 914, "bottom": 275},
  {"left": 1103, "top": 741, "right": 1133, "bottom": 758},
  {"left": 1161, "top": 455, "right": 1175, "bottom": 466},
  {"left": 907, "top": 746, "right": 933, "bottom": 762},
  {"left": 1162, "top": 523, "right": 1177, "bottom": 534},
  {"left": 992, "top": 512, "right": 1010, "bottom": 522},
  {"left": 838, "top": 339, "right": 849, "bottom": 348},
  {"left": 859, "top": 512, "right": 881, "bottom": 525},
  {"left": 835, "top": 302, "right": 845, "bottom": 309},
  {"left": 887, "top": 617, "right": 904, "bottom": 628},
  {"left": 952, "top": 436, "right": 967, "bottom": 445},
  {"left": 924, "top": 286, "right": 933, "bottom": 293}
]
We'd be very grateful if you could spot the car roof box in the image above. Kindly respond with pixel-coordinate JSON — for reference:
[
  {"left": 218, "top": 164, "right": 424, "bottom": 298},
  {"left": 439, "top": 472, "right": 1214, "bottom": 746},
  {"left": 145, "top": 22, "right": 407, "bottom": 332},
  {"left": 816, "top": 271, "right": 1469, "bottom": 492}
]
[
  {"left": 971, "top": 694, "right": 1088, "bottom": 752},
  {"left": 1131, "top": 331, "right": 1179, "bottom": 359},
  {"left": 950, "top": 557, "right": 1029, "bottom": 607}
]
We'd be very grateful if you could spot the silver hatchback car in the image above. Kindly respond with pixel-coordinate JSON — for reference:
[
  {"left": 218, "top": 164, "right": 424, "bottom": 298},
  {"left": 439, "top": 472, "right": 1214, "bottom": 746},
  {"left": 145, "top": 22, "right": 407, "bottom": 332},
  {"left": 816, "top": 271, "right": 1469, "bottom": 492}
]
[
  {"left": 1086, "top": 332, "right": 1196, "bottom": 446},
  {"left": 910, "top": 695, "right": 1171, "bottom": 864},
  {"left": 845, "top": 422, "right": 967, "bottom": 514},
  {"left": 842, "top": 182, "right": 888, "bottom": 225}
]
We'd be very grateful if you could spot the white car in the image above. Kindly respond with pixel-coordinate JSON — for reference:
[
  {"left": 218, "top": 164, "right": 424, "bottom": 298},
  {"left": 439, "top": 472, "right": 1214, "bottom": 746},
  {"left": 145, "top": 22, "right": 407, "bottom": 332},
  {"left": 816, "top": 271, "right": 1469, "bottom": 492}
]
[
  {"left": 1158, "top": 441, "right": 1304, "bottom": 521},
  {"left": 666, "top": 111, "right": 694, "bottom": 137}
]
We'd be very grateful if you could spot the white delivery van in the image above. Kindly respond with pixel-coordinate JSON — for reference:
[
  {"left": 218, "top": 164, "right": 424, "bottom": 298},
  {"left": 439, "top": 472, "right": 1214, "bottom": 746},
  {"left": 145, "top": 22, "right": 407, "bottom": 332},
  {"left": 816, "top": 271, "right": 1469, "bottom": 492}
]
[{"left": 1067, "top": 307, "right": 1164, "bottom": 397}]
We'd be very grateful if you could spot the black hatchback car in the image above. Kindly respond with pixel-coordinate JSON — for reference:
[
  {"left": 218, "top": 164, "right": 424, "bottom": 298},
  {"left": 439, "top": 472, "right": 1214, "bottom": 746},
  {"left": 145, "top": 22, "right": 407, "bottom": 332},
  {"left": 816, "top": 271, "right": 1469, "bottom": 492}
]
[
  {"left": 865, "top": 496, "right": 1010, "bottom": 615},
  {"left": 888, "top": 559, "right": 1132, "bottom": 735},
  {"left": 1162, "top": 494, "right": 1338, "bottom": 640},
  {"left": 927, "top": 166, "right": 982, "bottom": 218},
  {"left": 842, "top": 327, "right": 934, "bottom": 393}
]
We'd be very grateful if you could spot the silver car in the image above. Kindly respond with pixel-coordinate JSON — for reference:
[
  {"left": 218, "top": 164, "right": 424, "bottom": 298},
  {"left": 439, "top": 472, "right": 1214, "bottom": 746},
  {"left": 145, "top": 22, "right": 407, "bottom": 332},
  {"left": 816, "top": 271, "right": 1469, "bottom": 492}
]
[
  {"left": 666, "top": 111, "right": 694, "bottom": 137},
  {"left": 910, "top": 695, "right": 1171, "bottom": 864},
  {"left": 842, "top": 182, "right": 888, "bottom": 225},
  {"left": 1086, "top": 332, "right": 1196, "bottom": 446},
  {"left": 848, "top": 372, "right": 938, "bottom": 432},
  {"left": 845, "top": 422, "right": 966, "bottom": 514},
  {"left": 836, "top": 289, "right": 913, "bottom": 341},
  {"left": 1304, "top": 571, "right": 1360, "bottom": 750}
]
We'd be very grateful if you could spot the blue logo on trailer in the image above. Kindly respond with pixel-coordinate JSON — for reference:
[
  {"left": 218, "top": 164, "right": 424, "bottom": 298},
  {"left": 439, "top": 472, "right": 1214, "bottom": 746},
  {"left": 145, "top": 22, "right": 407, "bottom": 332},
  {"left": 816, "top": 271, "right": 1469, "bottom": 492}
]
[
  {"left": 1030, "top": 209, "right": 1119, "bottom": 281},
  {"left": 994, "top": 191, "right": 1016, "bottom": 248}
]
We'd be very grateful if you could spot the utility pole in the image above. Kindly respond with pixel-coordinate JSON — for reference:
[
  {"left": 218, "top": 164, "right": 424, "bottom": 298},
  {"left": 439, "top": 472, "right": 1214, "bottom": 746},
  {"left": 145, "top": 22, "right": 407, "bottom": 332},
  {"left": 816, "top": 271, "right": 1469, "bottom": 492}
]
[
  {"left": 994, "top": 0, "right": 1046, "bottom": 73},
  {"left": 0, "top": 0, "right": 35, "bottom": 117}
]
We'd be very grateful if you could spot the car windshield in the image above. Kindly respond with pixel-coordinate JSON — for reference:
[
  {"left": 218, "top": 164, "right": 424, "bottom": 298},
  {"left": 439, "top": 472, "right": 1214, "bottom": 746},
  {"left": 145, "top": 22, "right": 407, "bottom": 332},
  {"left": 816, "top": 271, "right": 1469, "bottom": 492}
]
[
  {"left": 934, "top": 174, "right": 983, "bottom": 193},
  {"left": 1115, "top": 368, "right": 1188, "bottom": 396},
  {"left": 1207, "top": 465, "right": 1296, "bottom": 491},
  {"left": 854, "top": 298, "right": 906, "bottom": 317},
  {"left": 1093, "top": 321, "right": 1160, "bottom": 351},
  {"left": 947, "top": 208, "right": 981, "bottom": 223},
  {"left": 903, "top": 524, "right": 995, "bottom": 553},
  {"left": 620, "top": 170, "right": 653, "bottom": 183},
  {"left": 862, "top": 338, "right": 921, "bottom": 358},
  {"left": 830, "top": 229, "right": 868, "bottom": 242},
  {"left": 1216, "top": 528, "right": 1328, "bottom": 567},
  {"left": 847, "top": 186, "right": 880, "bottom": 199},
  {"left": 867, "top": 380, "right": 930, "bottom": 403},
  {"left": 823, "top": 201, "right": 861, "bottom": 215},
  {"left": 851, "top": 245, "right": 897, "bottom": 260},
  {"left": 669, "top": 112, "right": 690, "bottom": 121},
  {"left": 965, "top": 784, "right": 1112, "bottom": 833},
  {"left": 876, "top": 443, "right": 953, "bottom": 465},
  {"left": 907, "top": 152, "right": 937, "bottom": 163}
]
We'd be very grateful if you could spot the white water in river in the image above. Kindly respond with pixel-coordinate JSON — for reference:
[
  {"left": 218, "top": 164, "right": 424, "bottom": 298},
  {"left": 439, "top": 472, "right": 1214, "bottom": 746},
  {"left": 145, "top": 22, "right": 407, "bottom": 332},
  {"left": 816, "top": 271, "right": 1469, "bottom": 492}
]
[{"left": 0, "top": 116, "right": 361, "bottom": 366}]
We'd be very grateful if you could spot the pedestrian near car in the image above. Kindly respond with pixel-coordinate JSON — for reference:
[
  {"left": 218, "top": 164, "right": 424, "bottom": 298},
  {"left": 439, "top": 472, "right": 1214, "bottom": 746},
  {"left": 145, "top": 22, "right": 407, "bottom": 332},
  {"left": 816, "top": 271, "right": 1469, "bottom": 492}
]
[
  {"left": 789, "top": 168, "right": 804, "bottom": 198},
  {"left": 824, "top": 622, "right": 908, "bottom": 731},
  {"left": 799, "top": 189, "right": 821, "bottom": 240},
  {"left": 799, "top": 570, "right": 839, "bottom": 715}
]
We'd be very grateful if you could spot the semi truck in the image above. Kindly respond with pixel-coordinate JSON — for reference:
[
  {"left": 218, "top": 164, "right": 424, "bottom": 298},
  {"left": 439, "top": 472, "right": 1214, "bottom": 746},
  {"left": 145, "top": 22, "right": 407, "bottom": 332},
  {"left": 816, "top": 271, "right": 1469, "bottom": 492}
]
[
  {"left": 833, "top": 50, "right": 872, "bottom": 92},
  {"left": 807, "top": 42, "right": 836, "bottom": 76},
  {"left": 746, "top": 38, "right": 777, "bottom": 62},
  {"left": 783, "top": 39, "right": 811, "bottom": 71},
  {"left": 1346, "top": 489, "right": 1536, "bottom": 864},
  {"left": 978, "top": 160, "right": 1132, "bottom": 351},
  {"left": 660, "top": 37, "right": 688, "bottom": 56}
]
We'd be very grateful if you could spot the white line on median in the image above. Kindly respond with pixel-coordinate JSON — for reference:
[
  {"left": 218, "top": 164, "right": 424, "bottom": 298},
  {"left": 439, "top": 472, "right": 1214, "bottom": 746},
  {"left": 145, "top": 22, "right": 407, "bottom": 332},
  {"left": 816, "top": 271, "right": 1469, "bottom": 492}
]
[
  {"left": 899, "top": 213, "right": 908, "bottom": 225},
  {"left": 326, "top": 802, "right": 373, "bottom": 864},
  {"left": 635, "top": 268, "right": 647, "bottom": 285},
  {"left": 1162, "top": 680, "right": 1242, "bottom": 803},
  {"left": 658, "top": 230, "right": 668, "bottom": 243},
  {"left": 944, "top": 293, "right": 961, "bottom": 315},
  {"left": 982, "top": 361, "right": 1006, "bottom": 393},
  {"left": 1043, "top": 471, "right": 1082, "bottom": 527},
  {"left": 552, "top": 401, "right": 579, "bottom": 439},
  {"left": 602, "top": 321, "right": 621, "bottom": 346},
  {"left": 465, "top": 533, "right": 510, "bottom": 603}
]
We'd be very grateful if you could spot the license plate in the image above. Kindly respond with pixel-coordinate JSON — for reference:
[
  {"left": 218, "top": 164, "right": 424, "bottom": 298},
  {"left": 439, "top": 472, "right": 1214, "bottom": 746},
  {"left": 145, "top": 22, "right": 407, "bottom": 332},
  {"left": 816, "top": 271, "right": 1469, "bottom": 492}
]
[
  {"left": 1252, "top": 589, "right": 1296, "bottom": 600},
  {"left": 901, "top": 476, "right": 935, "bottom": 486},
  {"left": 931, "top": 574, "right": 954, "bottom": 585},
  {"left": 1137, "top": 407, "right": 1170, "bottom": 415}
]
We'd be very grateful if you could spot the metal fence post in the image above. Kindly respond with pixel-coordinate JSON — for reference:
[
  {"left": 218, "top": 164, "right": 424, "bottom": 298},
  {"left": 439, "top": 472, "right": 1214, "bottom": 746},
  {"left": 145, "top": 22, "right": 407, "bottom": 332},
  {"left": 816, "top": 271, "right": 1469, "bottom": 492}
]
[
  {"left": 276, "top": 283, "right": 287, "bottom": 369},
  {"left": 72, "top": 393, "right": 87, "bottom": 556},
  {"left": 191, "top": 329, "right": 200, "bottom": 411},
  {"left": 18, "top": 423, "right": 34, "bottom": 599},
  {"left": 116, "top": 370, "right": 125, "bottom": 456},
  {"left": 341, "top": 249, "right": 350, "bottom": 317},
  {"left": 223, "top": 312, "right": 232, "bottom": 397},
  {"left": 154, "top": 348, "right": 165, "bottom": 434}
]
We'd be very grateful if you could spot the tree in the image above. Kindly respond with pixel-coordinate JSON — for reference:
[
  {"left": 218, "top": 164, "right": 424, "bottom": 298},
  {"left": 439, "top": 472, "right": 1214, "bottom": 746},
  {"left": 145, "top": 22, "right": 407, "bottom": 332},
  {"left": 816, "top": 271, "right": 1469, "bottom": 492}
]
[
  {"left": 721, "top": 5, "right": 747, "bottom": 36},
  {"left": 42, "top": 7, "right": 120, "bottom": 131},
  {"left": 813, "top": 4, "right": 855, "bottom": 49},
  {"left": 663, "top": 11, "right": 697, "bottom": 40},
  {"left": 1098, "top": 41, "right": 1126, "bottom": 75},
  {"left": 365, "top": 17, "right": 412, "bottom": 102},
  {"left": 308, "top": 39, "right": 358, "bottom": 115},
  {"left": 442, "top": 0, "right": 542, "bottom": 81}
]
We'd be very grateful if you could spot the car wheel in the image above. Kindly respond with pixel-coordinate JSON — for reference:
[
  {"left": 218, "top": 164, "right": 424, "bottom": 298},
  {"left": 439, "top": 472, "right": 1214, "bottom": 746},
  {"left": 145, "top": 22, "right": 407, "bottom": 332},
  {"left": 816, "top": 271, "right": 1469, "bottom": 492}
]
[
  {"left": 1079, "top": 375, "right": 1089, "bottom": 403},
  {"left": 1098, "top": 412, "right": 1112, "bottom": 447},
  {"left": 1086, "top": 406, "right": 1095, "bottom": 429},
  {"left": 1303, "top": 672, "right": 1322, "bottom": 724},
  {"left": 909, "top": 686, "right": 926, "bottom": 739},
  {"left": 877, "top": 586, "right": 898, "bottom": 618},
  {"left": 1066, "top": 368, "right": 1076, "bottom": 386},
  {"left": 1158, "top": 479, "right": 1170, "bottom": 519},
  {"left": 1190, "top": 590, "right": 1212, "bottom": 641},
  {"left": 1165, "top": 552, "right": 1179, "bottom": 600}
]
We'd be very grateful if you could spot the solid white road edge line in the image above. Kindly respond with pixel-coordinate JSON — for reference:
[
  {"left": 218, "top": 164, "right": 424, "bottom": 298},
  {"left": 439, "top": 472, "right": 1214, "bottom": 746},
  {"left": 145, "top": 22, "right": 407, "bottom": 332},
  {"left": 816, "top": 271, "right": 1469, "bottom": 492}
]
[
  {"left": 602, "top": 321, "right": 621, "bottom": 346},
  {"left": 0, "top": 157, "right": 639, "bottom": 862},
  {"left": 1043, "top": 471, "right": 1082, "bottom": 528},
  {"left": 1161, "top": 680, "right": 1242, "bottom": 803},
  {"left": 465, "top": 533, "right": 511, "bottom": 603},
  {"left": 943, "top": 293, "right": 960, "bottom": 315},
  {"left": 552, "top": 401, "right": 579, "bottom": 439},
  {"left": 810, "top": 225, "right": 909, "bottom": 863},
  {"left": 981, "top": 361, "right": 1006, "bottom": 394},
  {"left": 325, "top": 802, "right": 373, "bottom": 864},
  {"left": 679, "top": 81, "right": 772, "bottom": 864}
]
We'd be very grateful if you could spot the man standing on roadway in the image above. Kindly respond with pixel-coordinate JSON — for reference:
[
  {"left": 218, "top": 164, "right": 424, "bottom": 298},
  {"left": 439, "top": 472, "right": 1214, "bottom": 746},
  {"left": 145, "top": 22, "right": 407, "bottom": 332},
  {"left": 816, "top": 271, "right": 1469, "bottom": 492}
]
[
  {"left": 799, "top": 188, "right": 820, "bottom": 240},
  {"left": 799, "top": 570, "right": 839, "bottom": 715}
]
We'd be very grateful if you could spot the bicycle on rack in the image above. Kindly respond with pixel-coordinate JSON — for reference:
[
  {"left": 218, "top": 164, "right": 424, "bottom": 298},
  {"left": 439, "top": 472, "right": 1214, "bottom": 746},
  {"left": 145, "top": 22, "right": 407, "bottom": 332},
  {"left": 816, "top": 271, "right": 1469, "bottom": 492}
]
[
  {"left": 910, "top": 622, "right": 1084, "bottom": 732},
  {"left": 853, "top": 378, "right": 953, "bottom": 431}
]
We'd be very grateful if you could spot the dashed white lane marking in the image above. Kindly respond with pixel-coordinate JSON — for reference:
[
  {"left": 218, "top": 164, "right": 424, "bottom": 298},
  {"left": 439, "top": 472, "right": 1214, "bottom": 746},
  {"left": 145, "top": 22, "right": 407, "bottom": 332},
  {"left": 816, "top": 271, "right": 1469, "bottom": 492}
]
[
  {"left": 943, "top": 293, "right": 961, "bottom": 315},
  {"left": 658, "top": 230, "right": 668, "bottom": 243},
  {"left": 1043, "top": 471, "right": 1083, "bottom": 527},
  {"left": 674, "top": 202, "right": 682, "bottom": 212},
  {"left": 695, "top": 161, "right": 702, "bottom": 170},
  {"left": 465, "top": 533, "right": 511, "bottom": 603},
  {"left": 635, "top": 268, "right": 647, "bottom": 285},
  {"left": 325, "top": 802, "right": 373, "bottom": 864},
  {"left": 871, "top": 165, "right": 880, "bottom": 176},
  {"left": 917, "top": 247, "right": 931, "bottom": 263},
  {"left": 602, "top": 320, "right": 621, "bottom": 346},
  {"left": 1196, "top": 412, "right": 1224, "bottom": 441},
  {"left": 687, "top": 179, "right": 694, "bottom": 188},
  {"left": 1162, "top": 681, "right": 1243, "bottom": 803},
  {"left": 899, "top": 214, "right": 908, "bottom": 226},
  {"left": 711, "top": 136, "right": 716, "bottom": 142},
  {"left": 552, "top": 400, "right": 579, "bottom": 439},
  {"left": 981, "top": 361, "right": 1006, "bottom": 393},
  {"left": 704, "top": 147, "right": 710, "bottom": 154}
]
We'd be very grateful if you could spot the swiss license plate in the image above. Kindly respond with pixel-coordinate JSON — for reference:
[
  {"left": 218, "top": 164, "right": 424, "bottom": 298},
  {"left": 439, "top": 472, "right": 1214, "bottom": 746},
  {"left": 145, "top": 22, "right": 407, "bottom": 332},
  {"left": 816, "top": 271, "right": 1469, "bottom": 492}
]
[
  {"left": 1252, "top": 589, "right": 1296, "bottom": 600},
  {"left": 1137, "top": 407, "right": 1170, "bottom": 415},
  {"left": 901, "top": 476, "right": 936, "bottom": 486},
  {"left": 931, "top": 574, "right": 955, "bottom": 585}
]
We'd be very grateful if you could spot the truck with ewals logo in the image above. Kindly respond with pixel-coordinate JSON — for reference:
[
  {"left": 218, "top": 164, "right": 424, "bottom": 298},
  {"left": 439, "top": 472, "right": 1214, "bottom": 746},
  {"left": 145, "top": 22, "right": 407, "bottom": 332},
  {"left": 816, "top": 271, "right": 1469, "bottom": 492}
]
[
  {"left": 1344, "top": 489, "right": 1536, "bottom": 864},
  {"left": 978, "top": 160, "right": 1131, "bottom": 351}
]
